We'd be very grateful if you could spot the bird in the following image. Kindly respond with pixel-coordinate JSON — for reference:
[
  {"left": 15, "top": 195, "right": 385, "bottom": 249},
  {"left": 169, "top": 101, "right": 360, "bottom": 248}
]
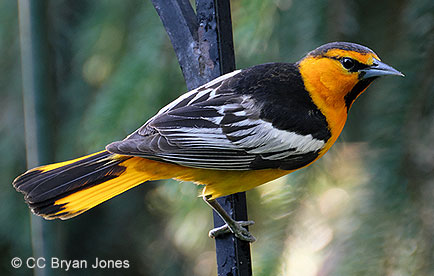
[{"left": 13, "top": 42, "right": 403, "bottom": 242}]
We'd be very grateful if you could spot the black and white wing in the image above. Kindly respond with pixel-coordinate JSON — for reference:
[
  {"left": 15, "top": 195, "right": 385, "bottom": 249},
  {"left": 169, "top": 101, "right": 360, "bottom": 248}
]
[{"left": 106, "top": 67, "right": 328, "bottom": 170}]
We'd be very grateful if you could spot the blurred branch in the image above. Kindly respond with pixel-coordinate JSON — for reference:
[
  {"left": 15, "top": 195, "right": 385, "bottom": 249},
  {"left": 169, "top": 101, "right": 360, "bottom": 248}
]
[
  {"left": 151, "top": 0, "right": 200, "bottom": 90},
  {"left": 18, "top": 0, "right": 56, "bottom": 275}
]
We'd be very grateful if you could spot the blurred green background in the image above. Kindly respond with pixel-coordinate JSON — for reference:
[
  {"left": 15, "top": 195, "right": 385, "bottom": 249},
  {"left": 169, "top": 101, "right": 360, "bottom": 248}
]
[{"left": 1, "top": 0, "right": 433, "bottom": 275}]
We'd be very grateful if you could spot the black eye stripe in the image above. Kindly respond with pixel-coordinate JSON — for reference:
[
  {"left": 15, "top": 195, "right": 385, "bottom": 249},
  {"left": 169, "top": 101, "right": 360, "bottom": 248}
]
[{"left": 329, "top": 56, "right": 370, "bottom": 72}]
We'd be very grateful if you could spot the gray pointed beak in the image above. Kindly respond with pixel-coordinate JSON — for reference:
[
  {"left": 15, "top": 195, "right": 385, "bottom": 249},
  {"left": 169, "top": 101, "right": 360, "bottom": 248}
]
[{"left": 360, "top": 58, "right": 404, "bottom": 79}]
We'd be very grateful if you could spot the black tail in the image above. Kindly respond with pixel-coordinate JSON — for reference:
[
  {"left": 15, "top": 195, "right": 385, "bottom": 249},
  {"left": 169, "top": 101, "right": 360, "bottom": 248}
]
[{"left": 13, "top": 150, "right": 133, "bottom": 219}]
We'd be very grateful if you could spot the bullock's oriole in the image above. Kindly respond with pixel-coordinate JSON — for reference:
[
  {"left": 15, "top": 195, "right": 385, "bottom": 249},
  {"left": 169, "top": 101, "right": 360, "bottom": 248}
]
[{"left": 13, "top": 42, "right": 403, "bottom": 242}]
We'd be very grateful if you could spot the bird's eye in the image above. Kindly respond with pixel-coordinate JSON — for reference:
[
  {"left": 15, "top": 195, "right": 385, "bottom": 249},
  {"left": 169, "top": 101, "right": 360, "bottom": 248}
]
[{"left": 341, "top": 58, "right": 355, "bottom": 70}]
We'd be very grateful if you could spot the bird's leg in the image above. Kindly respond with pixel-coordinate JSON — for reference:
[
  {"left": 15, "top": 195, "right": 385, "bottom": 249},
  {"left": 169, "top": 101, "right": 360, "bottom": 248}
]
[{"left": 203, "top": 195, "right": 256, "bottom": 242}]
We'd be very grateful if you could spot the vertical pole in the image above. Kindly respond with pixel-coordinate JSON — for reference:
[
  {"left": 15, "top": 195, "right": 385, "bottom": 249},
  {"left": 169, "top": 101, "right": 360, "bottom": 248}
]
[
  {"left": 195, "top": 1, "right": 252, "bottom": 275},
  {"left": 18, "top": 1, "right": 55, "bottom": 275},
  {"left": 151, "top": 0, "right": 252, "bottom": 275}
]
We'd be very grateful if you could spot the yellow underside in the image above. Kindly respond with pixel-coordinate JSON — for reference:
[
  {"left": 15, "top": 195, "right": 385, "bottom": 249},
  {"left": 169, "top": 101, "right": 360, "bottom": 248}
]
[{"left": 52, "top": 155, "right": 292, "bottom": 219}]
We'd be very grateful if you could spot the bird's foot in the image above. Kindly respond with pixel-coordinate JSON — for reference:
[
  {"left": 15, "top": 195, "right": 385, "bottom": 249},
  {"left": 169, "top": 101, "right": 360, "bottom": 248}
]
[{"left": 209, "top": 220, "right": 256, "bottom": 242}]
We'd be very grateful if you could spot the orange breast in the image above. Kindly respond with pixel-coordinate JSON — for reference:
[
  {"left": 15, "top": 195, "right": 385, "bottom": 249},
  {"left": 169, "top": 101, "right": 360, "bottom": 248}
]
[{"left": 297, "top": 56, "right": 352, "bottom": 158}]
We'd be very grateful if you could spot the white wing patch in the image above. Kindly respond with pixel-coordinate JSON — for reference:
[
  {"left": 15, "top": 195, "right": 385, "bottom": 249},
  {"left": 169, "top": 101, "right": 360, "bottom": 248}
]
[
  {"left": 155, "top": 69, "right": 242, "bottom": 116},
  {"left": 160, "top": 128, "right": 235, "bottom": 150},
  {"left": 232, "top": 119, "right": 325, "bottom": 159}
]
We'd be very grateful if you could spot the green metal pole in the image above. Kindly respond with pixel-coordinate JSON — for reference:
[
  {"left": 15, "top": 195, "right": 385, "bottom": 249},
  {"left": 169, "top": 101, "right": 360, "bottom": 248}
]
[{"left": 18, "top": 0, "right": 56, "bottom": 275}]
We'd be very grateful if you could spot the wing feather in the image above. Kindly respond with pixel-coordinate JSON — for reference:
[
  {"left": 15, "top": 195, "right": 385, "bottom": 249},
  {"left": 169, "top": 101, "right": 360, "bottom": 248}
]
[{"left": 106, "top": 67, "right": 327, "bottom": 170}]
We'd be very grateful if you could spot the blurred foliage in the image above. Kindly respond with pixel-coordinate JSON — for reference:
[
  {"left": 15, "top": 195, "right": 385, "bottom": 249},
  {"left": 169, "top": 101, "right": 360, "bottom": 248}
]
[{"left": 1, "top": 0, "right": 433, "bottom": 275}]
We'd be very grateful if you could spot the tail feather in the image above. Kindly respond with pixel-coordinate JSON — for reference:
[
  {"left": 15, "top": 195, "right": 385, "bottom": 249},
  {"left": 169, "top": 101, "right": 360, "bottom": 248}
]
[
  {"left": 13, "top": 150, "right": 151, "bottom": 220},
  {"left": 14, "top": 151, "right": 123, "bottom": 203}
]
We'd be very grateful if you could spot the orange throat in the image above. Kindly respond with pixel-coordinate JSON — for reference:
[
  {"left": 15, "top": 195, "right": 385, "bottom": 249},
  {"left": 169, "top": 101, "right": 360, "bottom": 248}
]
[{"left": 297, "top": 57, "right": 352, "bottom": 155}]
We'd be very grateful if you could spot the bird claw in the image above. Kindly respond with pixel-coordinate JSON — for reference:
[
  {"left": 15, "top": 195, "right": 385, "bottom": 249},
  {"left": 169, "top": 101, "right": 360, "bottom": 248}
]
[{"left": 209, "top": 220, "right": 256, "bottom": 242}]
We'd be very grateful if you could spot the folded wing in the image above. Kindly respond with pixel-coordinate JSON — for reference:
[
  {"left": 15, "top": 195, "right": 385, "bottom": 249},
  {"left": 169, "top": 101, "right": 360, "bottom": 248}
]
[{"left": 107, "top": 69, "right": 326, "bottom": 170}]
